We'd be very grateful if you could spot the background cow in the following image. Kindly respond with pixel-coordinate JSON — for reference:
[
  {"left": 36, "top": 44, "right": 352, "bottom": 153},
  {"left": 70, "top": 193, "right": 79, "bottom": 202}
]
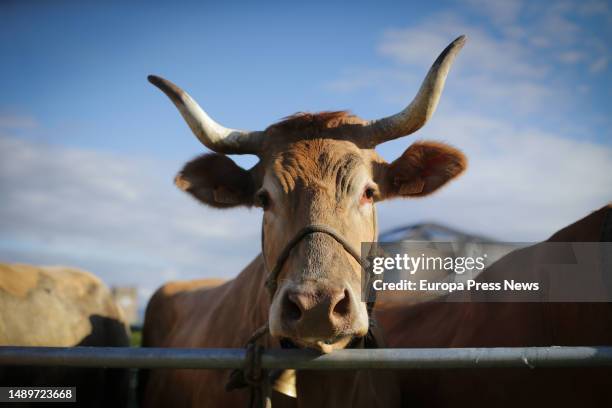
[
  {"left": 377, "top": 204, "right": 612, "bottom": 407},
  {"left": 140, "top": 37, "right": 467, "bottom": 407},
  {"left": 0, "top": 263, "right": 130, "bottom": 408}
]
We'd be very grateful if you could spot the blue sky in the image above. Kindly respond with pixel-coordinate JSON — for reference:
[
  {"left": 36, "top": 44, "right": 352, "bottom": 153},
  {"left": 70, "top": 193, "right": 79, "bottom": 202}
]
[{"left": 1, "top": 0, "right": 611, "bottom": 305}]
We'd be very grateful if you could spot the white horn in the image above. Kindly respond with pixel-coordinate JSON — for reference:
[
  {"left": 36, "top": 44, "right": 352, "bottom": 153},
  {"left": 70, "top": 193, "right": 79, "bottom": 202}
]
[
  {"left": 360, "top": 35, "right": 466, "bottom": 146},
  {"left": 148, "top": 75, "right": 263, "bottom": 154}
]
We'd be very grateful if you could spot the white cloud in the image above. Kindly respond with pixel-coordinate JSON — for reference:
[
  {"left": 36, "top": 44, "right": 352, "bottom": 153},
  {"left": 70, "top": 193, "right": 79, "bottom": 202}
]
[
  {"left": 0, "top": 113, "right": 38, "bottom": 129},
  {"left": 378, "top": 16, "right": 546, "bottom": 78},
  {"left": 461, "top": 0, "right": 523, "bottom": 25},
  {"left": 0, "top": 134, "right": 261, "bottom": 310},
  {"left": 376, "top": 113, "right": 612, "bottom": 242},
  {"left": 577, "top": 0, "right": 611, "bottom": 16},
  {"left": 559, "top": 51, "right": 584, "bottom": 64},
  {"left": 590, "top": 56, "right": 609, "bottom": 74},
  {"left": 329, "top": 1, "right": 609, "bottom": 123},
  {"left": 334, "top": 13, "right": 563, "bottom": 121},
  {"left": 534, "top": 5, "right": 581, "bottom": 45}
]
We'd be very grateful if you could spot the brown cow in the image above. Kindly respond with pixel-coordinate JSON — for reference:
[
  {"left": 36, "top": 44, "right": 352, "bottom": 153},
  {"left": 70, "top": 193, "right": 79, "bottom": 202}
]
[
  {"left": 0, "top": 263, "right": 130, "bottom": 408},
  {"left": 140, "top": 36, "right": 467, "bottom": 407},
  {"left": 377, "top": 204, "right": 612, "bottom": 408}
]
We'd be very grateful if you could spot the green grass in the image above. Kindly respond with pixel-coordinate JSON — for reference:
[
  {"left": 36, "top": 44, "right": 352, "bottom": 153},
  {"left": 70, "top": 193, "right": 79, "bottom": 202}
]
[{"left": 130, "top": 329, "right": 142, "bottom": 347}]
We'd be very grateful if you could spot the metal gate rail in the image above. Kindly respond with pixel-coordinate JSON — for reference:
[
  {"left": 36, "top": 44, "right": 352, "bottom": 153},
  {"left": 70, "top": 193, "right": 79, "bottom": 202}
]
[{"left": 1, "top": 346, "right": 611, "bottom": 370}]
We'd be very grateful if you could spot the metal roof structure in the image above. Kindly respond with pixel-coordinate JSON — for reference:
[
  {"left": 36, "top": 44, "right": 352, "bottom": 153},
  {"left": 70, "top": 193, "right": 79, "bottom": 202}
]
[{"left": 379, "top": 222, "right": 496, "bottom": 243}]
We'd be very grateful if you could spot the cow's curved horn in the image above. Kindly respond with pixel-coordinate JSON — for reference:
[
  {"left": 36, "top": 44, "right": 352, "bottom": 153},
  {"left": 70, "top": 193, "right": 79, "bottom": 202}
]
[
  {"left": 358, "top": 35, "right": 466, "bottom": 147},
  {"left": 148, "top": 75, "right": 263, "bottom": 154}
]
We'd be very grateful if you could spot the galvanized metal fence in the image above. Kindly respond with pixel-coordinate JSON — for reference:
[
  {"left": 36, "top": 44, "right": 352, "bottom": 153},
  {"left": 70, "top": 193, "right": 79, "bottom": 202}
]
[{"left": 1, "top": 346, "right": 612, "bottom": 370}]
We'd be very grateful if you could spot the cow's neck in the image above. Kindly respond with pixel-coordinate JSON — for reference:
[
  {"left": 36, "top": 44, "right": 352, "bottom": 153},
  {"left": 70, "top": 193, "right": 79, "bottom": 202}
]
[{"left": 224, "top": 254, "right": 276, "bottom": 347}]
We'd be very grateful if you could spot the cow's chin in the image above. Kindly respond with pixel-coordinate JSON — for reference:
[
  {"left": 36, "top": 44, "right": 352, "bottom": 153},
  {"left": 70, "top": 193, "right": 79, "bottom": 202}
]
[{"left": 285, "top": 335, "right": 355, "bottom": 354}]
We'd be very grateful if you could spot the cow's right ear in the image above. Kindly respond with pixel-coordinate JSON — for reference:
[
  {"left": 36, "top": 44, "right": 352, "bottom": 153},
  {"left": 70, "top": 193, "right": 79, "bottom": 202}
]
[{"left": 174, "top": 154, "right": 256, "bottom": 208}]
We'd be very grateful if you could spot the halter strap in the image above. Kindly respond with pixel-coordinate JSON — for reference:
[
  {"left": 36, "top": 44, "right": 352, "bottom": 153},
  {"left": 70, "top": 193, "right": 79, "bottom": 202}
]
[
  {"left": 261, "top": 205, "right": 377, "bottom": 304},
  {"left": 264, "top": 224, "right": 362, "bottom": 296}
]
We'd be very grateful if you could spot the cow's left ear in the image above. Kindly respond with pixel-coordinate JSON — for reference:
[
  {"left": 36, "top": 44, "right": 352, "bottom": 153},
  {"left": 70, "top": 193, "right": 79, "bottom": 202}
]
[{"left": 377, "top": 141, "right": 467, "bottom": 199}]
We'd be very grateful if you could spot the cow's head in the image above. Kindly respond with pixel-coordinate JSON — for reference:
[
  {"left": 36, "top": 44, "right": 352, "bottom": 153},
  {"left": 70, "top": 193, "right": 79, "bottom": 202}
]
[{"left": 150, "top": 36, "right": 467, "bottom": 352}]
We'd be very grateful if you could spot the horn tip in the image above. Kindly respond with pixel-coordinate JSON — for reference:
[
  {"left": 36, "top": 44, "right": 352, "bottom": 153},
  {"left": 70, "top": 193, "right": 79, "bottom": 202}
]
[
  {"left": 148, "top": 74, "right": 163, "bottom": 86},
  {"left": 454, "top": 35, "right": 467, "bottom": 47}
]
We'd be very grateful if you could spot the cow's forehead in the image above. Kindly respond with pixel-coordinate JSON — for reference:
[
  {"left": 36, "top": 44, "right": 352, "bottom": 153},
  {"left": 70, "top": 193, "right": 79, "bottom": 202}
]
[
  {"left": 262, "top": 139, "right": 369, "bottom": 193},
  {"left": 272, "top": 138, "right": 364, "bottom": 166}
]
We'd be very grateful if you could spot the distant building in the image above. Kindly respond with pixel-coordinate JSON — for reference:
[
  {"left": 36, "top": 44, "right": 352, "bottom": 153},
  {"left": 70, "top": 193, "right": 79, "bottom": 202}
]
[
  {"left": 377, "top": 222, "right": 523, "bottom": 303},
  {"left": 379, "top": 222, "right": 495, "bottom": 243},
  {"left": 111, "top": 286, "right": 138, "bottom": 324},
  {"left": 379, "top": 222, "right": 515, "bottom": 266}
]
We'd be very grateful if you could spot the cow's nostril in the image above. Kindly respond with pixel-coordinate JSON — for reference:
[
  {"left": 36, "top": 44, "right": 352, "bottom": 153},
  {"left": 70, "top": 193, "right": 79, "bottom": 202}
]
[
  {"left": 332, "top": 289, "right": 351, "bottom": 318},
  {"left": 283, "top": 292, "right": 303, "bottom": 322}
]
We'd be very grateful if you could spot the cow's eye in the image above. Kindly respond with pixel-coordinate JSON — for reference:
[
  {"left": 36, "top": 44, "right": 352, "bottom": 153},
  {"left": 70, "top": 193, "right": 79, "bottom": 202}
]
[
  {"left": 361, "top": 187, "right": 376, "bottom": 204},
  {"left": 255, "top": 190, "right": 271, "bottom": 210}
]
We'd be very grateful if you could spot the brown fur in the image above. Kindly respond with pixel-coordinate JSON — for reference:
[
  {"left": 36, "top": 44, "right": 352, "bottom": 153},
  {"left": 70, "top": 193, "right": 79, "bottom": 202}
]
[
  {"left": 384, "top": 141, "right": 467, "bottom": 197},
  {"left": 0, "top": 263, "right": 41, "bottom": 298},
  {"left": 377, "top": 204, "right": 612, "bottom": 407},
  {"left": 271, "top": 139, "right": 363, "bottom": 196},
  {"left": 266, "top": 111, "right": 368, "bottom": 135}
]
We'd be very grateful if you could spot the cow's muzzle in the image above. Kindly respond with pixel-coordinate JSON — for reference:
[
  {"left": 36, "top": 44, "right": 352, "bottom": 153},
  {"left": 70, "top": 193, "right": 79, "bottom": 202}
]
[
  {"left": 276, "top": 283, "right": 367, "bottom": 352},
  {"left": 263, "top": 221, "right": 377, "bottom": 352}
]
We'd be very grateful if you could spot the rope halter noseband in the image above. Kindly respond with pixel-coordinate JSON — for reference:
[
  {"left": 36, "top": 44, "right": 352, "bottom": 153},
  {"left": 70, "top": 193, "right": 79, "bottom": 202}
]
[{"left": 261, "top": 205, "right": 378, "bottom": 311}]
